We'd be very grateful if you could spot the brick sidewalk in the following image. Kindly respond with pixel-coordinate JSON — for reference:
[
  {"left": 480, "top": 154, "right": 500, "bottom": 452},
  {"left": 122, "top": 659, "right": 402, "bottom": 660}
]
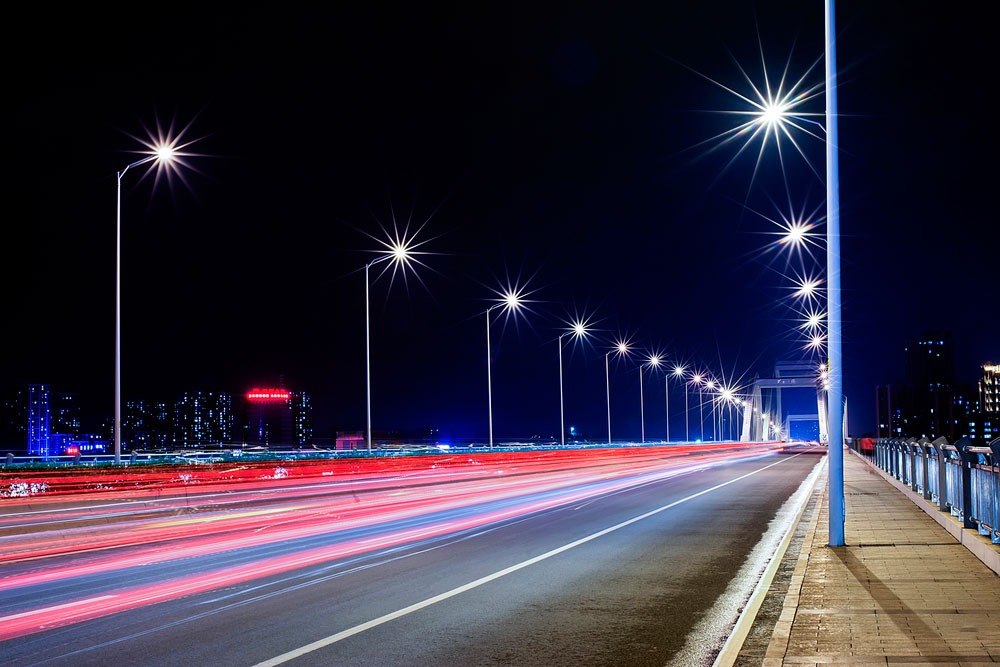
[{"left": 731, "top": 449, "right": 1000, "bottom": 666}]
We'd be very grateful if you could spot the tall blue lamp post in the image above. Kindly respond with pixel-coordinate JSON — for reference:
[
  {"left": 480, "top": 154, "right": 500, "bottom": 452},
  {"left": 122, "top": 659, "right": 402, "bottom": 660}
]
[
  {"left": 639, "top": 353, "right": 661, "bottom": 444},
  {"left": 485, "top": 289, "right": 524, "bottom": 447},
  {"left": 605, "top": 340, "right": 631, "bottom": 444},
  {"left": 363, "top": 235, "right": 419, "bottom": 451},
  {"left": 558, "top": 320, "right": 589, "bottom": 447},
  {"left": 691, "top": 373, "right": 705, "bottom": 442},
  {"left": 115, "top": 146, "right": 175, "bottom": 465},
  {"left": 825, "top": 0, "right": 845, "bottom": 546},
  {"left": 672, "top": 365, "right": 688, "bottom": 441},
  {"left": 705, "top": 379, "right": 717, "bottom": 441}
]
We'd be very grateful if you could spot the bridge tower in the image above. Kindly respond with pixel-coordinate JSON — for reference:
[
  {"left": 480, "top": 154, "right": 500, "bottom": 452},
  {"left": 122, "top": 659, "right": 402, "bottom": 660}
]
[{"left": 741, "top": 361, "right": 826, "bottom": 442}]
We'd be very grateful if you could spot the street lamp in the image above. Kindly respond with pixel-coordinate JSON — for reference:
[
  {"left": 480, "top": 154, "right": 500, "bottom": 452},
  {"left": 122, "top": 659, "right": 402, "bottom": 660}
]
[
  {"left": 115, "top": 145, "right": 176, "bottom": 464},
  {"left": 705, "top": 379, "right": 717, "bottom": 441},
  {"left": 485, "top": 288, "right": 524, "bottom": 447},
  {"left": 686, "top": 1, "right": 843, "bottom": 541},
  {"left": 362, "top": 227, "right": 424, "bottom": 451},
  {"left": 672, "top": 365, "right": 688, "bottom": 441},
  {"left": 558, "top": 319, "right": 590, "bottom": 447},
  {"left": 639, "top": 353, "right": 662, "bottom": 444},
  {"left": 719, "top": 386, "right": 735, "bottom": 440},
  {"left": 825, "top": 0, "right": 846, "bottom": 547},
  {"left": 690, "top": 373, "right": 704, "bottom": 442},
  {"left": 605, "top": 339, "right": 631, "bottom": 444}
]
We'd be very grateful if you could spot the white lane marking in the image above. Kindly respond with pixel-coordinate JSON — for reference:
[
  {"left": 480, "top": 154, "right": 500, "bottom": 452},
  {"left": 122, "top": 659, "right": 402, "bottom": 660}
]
[
  {"left": 0, "top": 595, "right": 116, "bottom": 622},
  {"left": 253, "top": 455, "right": 794, "bottom": 667}
]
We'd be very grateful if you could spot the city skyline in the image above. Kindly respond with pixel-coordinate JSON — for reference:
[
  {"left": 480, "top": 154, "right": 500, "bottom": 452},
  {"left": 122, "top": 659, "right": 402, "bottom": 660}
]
[
  {"left": 6, "top": 3, "right": 996, "bottom": 442},
  {"left": 6, "top": 338, "right": 994, "bottom": 447}
]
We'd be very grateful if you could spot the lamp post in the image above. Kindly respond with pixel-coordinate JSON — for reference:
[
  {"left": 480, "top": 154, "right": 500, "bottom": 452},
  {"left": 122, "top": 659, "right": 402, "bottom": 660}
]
[
  {"left": 605, "top": 339, "right": 631, "bottom": 444},
  {"left": 558, "top": 320, "right": 589, "bottom": 447},
  {"left": 639, "top": 353, "right": 661, "bottom": 444},
  {"left": 485, "top": 289, "right": 524, "bottom": 448},
  {"left": 705, "top": 379, "right": 717, "bottom": 441},
  {"left": 639, "top": 365, "right": 645, "bottom": 444},
  {"left": 363, "top": 236, "right": 417, "bottom": 451},
  {"left": 825, "top": 0, "right": 846, "bottom": 547},
  {"left": 664, "top": 373, "right": 670, "bottom": 442},
  {"left": 691, "top": 373, "right": 704, "bottom": 442},
  {"left": 115, "top": 146, "right": 175, "bottom": 465},
  {"left": 672, "top": 365, "right": 688, "bottom": 441},
  {"left": 486, "top": 303, "right": 501, "bottom": 448},
  {"left": 720, "top": 387, "right": 734, "bottom": 441}
]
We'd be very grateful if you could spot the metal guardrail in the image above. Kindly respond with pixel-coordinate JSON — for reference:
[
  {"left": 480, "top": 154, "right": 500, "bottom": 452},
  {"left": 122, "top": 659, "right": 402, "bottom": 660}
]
[{"left": 866, "top": 436, "right": 1000, "bottom": 545}]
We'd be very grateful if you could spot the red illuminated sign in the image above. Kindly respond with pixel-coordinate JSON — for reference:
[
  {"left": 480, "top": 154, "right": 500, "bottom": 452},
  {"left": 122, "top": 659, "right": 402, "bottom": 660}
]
[{"left": 246, "top": 389, "right": 291, "bottom": 401}]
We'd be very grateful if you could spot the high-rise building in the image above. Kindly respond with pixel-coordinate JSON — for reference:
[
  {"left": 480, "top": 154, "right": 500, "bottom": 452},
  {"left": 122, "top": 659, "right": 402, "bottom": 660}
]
[
  {"left": 875, "top": 333, "right": 993, "bottom": 441},
  {"left": 27, "top": 384, "right": 51, "bottom": 457},
  {"left": 904, "top": 331, "right": 954, "bottom": 387},
  {"left": 51, "top": 392, "right": 82, "bottom": 435},
  {"left": 242, "top": 387, "right": 313, "bottom": 447},
  {"left": 290, "top": 390, "right": 313, "bottom": 446},
  {"left": 959, "top": 362, "right": 998, "bottom": 443},
  {"left": 0, "top": 388, "right": 28, "bottom": 453},
  {"left": 897, "top": 331, "right": 957, "bottom": 439},
  {"left": 175, "top": 390, "right": 234, "bottom": 447},
  {"left": 982, "top": 362, "right": 998, "bottom": 416},
  {"left": 124, "top": 399, "right": 174, "bottom": 451}
]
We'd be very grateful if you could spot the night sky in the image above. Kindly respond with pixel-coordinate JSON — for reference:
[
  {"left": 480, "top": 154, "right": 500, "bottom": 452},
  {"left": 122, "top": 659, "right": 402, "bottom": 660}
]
[{"left": 6, "top": 3, "right": 996, "bottom": 443}]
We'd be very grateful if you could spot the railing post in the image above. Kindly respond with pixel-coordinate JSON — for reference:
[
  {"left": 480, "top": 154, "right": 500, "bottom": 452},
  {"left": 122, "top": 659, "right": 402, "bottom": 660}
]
[
  {"left": 892, "top": 438, "right": 900, "bottom": 477},
  {"left": 907, "top": 438, "right": 919, "bottom": 491},
  {"left": 989, "top": 437, "right": 1000, "bottom": 544},
  {"left": 937, "top": 438, "right": 951, "bottom": 512},
  {"left": 917, "top": 437, "right": 930, "bottom": 499},
  {"left": 893, "top": 439, "right": 906, "bottom": 484},
  {"left": 929, "top": 436, "right": 948, "bottom": 504},
  {"left": 953, "top": 438, "right": 977, "bottom": 530}
]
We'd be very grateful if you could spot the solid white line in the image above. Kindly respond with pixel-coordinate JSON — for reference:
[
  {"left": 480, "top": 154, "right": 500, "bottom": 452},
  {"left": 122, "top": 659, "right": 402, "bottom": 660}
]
[{"left": 253, "top": 455, "right": 795, "bottom": 667}]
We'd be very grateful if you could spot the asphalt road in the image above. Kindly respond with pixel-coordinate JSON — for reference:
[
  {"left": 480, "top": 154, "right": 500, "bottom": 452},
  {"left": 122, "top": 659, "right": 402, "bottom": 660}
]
[{"left": 0, "top": 445, "right": 824, "bottom": 666}]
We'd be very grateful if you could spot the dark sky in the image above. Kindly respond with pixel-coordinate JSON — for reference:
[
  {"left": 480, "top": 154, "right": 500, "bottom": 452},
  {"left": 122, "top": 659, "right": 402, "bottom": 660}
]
[{"left": 5, "top": 2, "right": 996, "bottom": 442}]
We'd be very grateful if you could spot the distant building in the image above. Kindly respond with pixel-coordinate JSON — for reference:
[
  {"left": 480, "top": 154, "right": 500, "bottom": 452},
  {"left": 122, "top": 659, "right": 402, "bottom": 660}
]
[
  {"left": 27, "top": 384, "right": 51, "bottom": 457},
  {"left": 174, "top": 391, "right": 234, "bottom": 448},
  {"left": 982, "top": 362, "right": 998, "bottom": 416},
  {"left": 904, "top": 330, "right": 954, "bottom": 387},
  {"left": 876, "top": 333, "right": 995, "bottom": 442},
  {"left": 10, "top": 380, "right": 318, "bottom": 455},
  {"left": 963, "top": 363, "right": 999, "bottom": 443},
  {"left": 1, "top": 387, "right": 29, "bottom": 453},
  {"left": 242, "top": 387, "right": 312, "bottom": 447},
  {"left": 124, "top": 400, "right": 174, "bottom": 451},
  {"left": 335, "top": 431, "right": 365, "bottom": 450},
  {"left": 902, "top": 331, "right": 957, "bottom": 438},
  {"left": 51, "top": 392, "right": 82, "bottom": 436},
  {"left": 24, "top": 385, "right": 106, "bottom": 457}
]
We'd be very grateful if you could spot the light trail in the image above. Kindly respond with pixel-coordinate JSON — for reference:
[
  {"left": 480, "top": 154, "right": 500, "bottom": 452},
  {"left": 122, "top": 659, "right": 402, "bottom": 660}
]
[
  {"left": 252, "top": 452, "right": 801, "bottom": 667},
  {"left": 0, "top": 443, "right": 786, "bottom": 641}
]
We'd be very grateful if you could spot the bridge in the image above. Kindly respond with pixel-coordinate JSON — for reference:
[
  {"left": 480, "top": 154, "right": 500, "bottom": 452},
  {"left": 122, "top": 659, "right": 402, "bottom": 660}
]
[{"left": 741, "top": 360, "right": 830, "bottom": 442}]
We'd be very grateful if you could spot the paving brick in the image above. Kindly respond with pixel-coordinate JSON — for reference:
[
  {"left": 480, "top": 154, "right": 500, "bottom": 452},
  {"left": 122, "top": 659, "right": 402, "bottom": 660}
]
[{"left": 724, "top": 450, "right": 1000, "bottom": 667}]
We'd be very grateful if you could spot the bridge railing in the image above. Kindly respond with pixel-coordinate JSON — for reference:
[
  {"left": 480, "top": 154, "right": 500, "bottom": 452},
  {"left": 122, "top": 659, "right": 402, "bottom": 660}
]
[{"left": 871, "top": 436, "right": 1000, "bottom": 545}]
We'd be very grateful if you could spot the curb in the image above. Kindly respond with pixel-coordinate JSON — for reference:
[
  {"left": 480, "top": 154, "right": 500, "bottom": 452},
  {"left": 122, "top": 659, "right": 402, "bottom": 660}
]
[{"left": 712, "top": 456, "right": 827, "bottom": 667}]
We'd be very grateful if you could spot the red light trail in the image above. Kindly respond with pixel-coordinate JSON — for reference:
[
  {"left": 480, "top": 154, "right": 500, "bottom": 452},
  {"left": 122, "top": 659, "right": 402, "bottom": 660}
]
[{"left": 1, "top": 443, "right": 784, "bottom": 640}]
